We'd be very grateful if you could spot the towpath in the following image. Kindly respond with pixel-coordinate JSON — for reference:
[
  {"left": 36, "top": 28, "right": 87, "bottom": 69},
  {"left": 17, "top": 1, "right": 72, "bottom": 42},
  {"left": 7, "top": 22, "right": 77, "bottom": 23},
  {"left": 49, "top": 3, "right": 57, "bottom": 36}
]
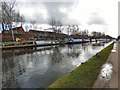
[{"left": 93, "top": 42, "right": 119, "bottom": 89}]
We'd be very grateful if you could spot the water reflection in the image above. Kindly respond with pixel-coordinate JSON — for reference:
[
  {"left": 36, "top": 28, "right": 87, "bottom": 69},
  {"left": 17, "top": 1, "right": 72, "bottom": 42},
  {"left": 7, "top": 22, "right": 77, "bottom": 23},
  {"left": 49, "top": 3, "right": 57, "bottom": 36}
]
[
  {"left": 92, "top": 42, "right": 105, "bottom": 50},
  {"left": 2, "top": 42, "right": 111, "bottom": 88},
  {"left": 92, "top": 42, "right": 105, "bottom": 46},
  {"left": 2, "top": 53, "right": 20, "bottom": 88},
  {"left": 67, "top": 44, "right": 81, "bottom": 58},
  {"left": 51, "top": 47, "right": 63, "bottom": 65}
]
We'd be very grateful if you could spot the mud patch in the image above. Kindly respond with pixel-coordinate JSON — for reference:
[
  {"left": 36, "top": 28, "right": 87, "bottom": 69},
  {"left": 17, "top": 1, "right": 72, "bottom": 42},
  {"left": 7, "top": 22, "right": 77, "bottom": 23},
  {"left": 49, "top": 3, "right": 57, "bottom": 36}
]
[{"left": 99, "top": 62, "right": 113, "bottom": 88}]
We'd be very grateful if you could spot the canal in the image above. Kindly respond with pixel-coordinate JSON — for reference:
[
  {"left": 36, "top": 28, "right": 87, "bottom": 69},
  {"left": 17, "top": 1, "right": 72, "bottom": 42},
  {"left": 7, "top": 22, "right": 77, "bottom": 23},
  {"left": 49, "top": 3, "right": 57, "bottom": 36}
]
[{"left": 2, "top": 41, "right": 111, "bottom": 88}]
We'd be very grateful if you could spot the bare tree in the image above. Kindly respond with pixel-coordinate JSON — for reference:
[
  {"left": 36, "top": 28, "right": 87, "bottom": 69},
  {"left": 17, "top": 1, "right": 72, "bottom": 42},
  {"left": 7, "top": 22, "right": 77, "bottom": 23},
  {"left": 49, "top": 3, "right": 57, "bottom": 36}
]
[
  {"left": 1, "top": 0, "right": 25, "bottom": 42},
  {"left": 72, "top": 25, "right": 79, "bottom": 35},
  {"left": 1, "top": 0, "right": 16, "bottom": 42},
  {"left": 49, "top": 17, "right": 64, "bottom": 33},
  {"left": 31, "top": 20, "right": 37, "bottom": 29},
  {"left": 49, "top": 18, "right": 56, "bottom": 29},
  {"left": 66, "top": 25, "right": 70, "bottom": 36},
  {"left": 66, "top": 25, "right": 74, "bottom": 36},
  {"left": 55, "top": 21, "right": 64, "bottom": 33},
  {"left": 68, "top": 25, "right": 80, "bottom": 35},
  {"left": 1, "top": 0, "right": 16, "bottom": 30},
  {"left": 13, "top": 12, "right": 25, "bottom": 26}
]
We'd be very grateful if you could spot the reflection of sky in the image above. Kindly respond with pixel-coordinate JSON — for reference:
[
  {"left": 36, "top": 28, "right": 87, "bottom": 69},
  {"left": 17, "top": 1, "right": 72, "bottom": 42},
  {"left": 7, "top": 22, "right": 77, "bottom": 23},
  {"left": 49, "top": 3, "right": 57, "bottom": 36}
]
[
  {"left": 72, "top": 45, "right": 102, "bottom": 66},
  {"left": 2, "top": 42, "right": 111, "bottom": 88}
]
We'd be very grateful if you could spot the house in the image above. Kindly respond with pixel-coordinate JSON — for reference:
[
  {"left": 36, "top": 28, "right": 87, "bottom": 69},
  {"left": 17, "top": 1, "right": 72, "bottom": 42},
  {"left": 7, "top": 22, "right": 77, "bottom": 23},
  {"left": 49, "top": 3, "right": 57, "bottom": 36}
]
[
  {"left": 2, "top": 26, "right": 31, "bottom": 42},
  {"left": 2, "top": 26, "right": 25, "bottom": 34},
  {"left": 69, "top": 34, "right": 88, "bottom": 39},
  {"left": 1, "top": 27, "right": 68, "bottom": 42},
  {"left": 29, "top": 30, "right": 68, "bottom": 40}
]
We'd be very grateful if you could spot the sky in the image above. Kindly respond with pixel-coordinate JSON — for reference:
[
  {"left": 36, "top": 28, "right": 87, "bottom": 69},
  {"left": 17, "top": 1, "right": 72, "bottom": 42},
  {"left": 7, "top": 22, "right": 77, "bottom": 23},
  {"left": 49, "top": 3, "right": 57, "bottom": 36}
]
[{"left": 1, "top": 0, "right": 120, "bottom": 37}]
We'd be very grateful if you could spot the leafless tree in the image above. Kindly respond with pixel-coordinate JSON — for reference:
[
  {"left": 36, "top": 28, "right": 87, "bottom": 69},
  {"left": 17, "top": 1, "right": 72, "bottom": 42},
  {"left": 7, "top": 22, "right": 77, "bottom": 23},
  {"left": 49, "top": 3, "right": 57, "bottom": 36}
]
[
  {"left": 91, "top": 31, "right": 107, "bottom": 39},
  {"left": 71, "top": 25, "right": 80, "bottom": 35},
  {"left": 13, "top": 12, "right": 25, "bottom": 26},
  {"left": 1, "top": 0, "right": 25, "bottom": 42},
  {"left": 49, "top": 17, "right": 64, "bottom": 33},
  {"left": 67, "top": 25, "right": 79, "bottom": 35},
  {"left": 82, "top": 29, "right": 89, "bottom": 36},
  {"left": 66, "top": 25, "right": 70, "bottom": 36},
  {"left": 1, "top": 0, "right": 16, "bottom": 30},
  {"left": 66, "top": 25, "right": 73, "bottom": 36},
  {"left": 1, "top": 0, "right": 16, "bottom": 42},
  {"left": 49, "top": 18, "right": 56, "bottom": 29},
  {"left": 31, "top": 20, "right": 37, "bottom": 30}
]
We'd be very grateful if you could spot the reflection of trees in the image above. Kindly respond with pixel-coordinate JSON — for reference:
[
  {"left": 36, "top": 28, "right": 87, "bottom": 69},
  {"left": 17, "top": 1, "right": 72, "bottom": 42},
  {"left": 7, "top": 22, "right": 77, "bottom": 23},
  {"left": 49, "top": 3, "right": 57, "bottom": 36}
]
[
  {"left": 82, "top": 43, "right": 89, "bottom": 52},
  {"left": 2, "top": 48, "right": 35, "bottom": 58},
  {"left": 2, "top": 47, "right": 56, "bottom": 88},
  {"left": 50, "top": 47, "right": 63, "bottom": 65},
  {"left": 2, "top": 50, "right": 34, "bottom": 88},
  {"left": 2, "top": 52, "right": 20, "bottom": 88},
  {"left": 67, "top": 44, "right": 81, "bottom": 58},
  {"left": 91, "top": 42, "right": 105, "bottom": 50}
]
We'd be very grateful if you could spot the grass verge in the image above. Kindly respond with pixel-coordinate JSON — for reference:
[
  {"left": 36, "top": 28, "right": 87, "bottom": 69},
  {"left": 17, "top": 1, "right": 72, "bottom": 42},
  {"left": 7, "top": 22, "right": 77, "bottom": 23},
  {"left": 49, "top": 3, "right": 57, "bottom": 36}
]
[
  {"left": 48, "top": 43, "right": 113, "bottom": 88},
  {"left": 0, "top": 40, "right": 33, "bottom": 46}
]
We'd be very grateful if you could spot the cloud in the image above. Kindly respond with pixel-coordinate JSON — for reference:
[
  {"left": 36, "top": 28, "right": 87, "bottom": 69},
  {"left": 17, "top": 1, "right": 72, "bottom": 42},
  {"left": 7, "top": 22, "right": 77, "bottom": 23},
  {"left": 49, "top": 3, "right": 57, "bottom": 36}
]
[
  {"left": 87, "top": 12, "right": 107, "bottom": 25},
  {"left": 15, "top": 1, "right": 79, "bottom": 25},
  {"left": 15, "top": 2, "right": 48, "bottom": 23},
  {"left": 42, "top": 2, "right": 78, "bottom": 25}
]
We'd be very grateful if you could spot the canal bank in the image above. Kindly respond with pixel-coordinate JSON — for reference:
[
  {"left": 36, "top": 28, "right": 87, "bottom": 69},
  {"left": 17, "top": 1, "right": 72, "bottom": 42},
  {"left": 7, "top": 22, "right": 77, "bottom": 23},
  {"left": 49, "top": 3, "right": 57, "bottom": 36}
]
[
  {"left": 93, "top": 42, "right": 119, "bottom": 88},
  {"left": 48, "top": 43, "right": 113, "bottom": 88},
  {"left": 1, "top": 41, "right": 90, "bottom": 49},
  {"left": 1, "top": 43, "right": 59, "bottom": 49}
]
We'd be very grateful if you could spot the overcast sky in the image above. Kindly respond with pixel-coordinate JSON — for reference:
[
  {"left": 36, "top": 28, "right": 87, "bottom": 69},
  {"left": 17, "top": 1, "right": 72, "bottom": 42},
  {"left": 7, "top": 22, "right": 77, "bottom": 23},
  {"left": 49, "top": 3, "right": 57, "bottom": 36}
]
[{"left": 13, "top": 0, "right": 119, "bottom": 37}]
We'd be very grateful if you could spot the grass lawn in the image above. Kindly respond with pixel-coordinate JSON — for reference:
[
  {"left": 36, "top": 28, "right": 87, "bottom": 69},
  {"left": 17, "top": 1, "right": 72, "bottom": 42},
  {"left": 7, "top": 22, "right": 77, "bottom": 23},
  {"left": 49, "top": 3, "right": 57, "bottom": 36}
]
[
  {"left": 0, "top": 40, "right": 33, "bottom": 46},
  {"left": 48, "top": 43, "right": 113, "bottom": 88}
]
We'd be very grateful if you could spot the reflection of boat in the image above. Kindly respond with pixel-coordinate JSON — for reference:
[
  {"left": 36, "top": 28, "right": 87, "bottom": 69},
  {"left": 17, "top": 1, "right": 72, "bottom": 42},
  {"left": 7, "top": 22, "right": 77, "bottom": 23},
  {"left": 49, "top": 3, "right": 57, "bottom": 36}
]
[
  {"left": 65, "top": 38, "right": 88, "bottom": 44},
  {"left": 92, "top": 42, "right": 104, "bottom": 46},
  {"left": 2, "top": 46, "right": 58, "bottom": 57},
  {"left": 68, "top": 44, "right": 73, "bottom": 49}
]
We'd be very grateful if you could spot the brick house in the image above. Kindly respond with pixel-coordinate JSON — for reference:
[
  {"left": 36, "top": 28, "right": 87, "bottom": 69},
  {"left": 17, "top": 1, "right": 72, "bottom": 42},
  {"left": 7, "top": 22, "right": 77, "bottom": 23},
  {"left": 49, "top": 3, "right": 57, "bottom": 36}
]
[
  {"left": 2, "top": 26, "right": 25, "bottom": 34},
  {"left": 1, "top": 27, "right": 68, "bottom": 42},
  {"left": 2, "top": 26, "right": 31, "bottom": 42},
  {"left": 29, "top": 30, "right": 68, "bottom": 40}
]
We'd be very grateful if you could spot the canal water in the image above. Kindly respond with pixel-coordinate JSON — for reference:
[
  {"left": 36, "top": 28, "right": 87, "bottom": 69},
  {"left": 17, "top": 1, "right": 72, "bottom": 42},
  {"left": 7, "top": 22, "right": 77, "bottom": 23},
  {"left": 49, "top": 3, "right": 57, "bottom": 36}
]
[{"left": 2, "top": 41, "right": 111, "bottom": 88}]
